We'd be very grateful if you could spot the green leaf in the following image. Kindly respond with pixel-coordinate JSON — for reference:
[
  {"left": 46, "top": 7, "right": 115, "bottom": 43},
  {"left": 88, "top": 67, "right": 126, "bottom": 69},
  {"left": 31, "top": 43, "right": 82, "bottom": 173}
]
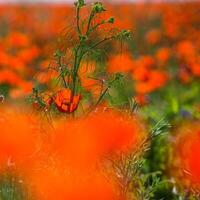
[{"left": 150, "top": 118, "right": 170, "bottom": 138}]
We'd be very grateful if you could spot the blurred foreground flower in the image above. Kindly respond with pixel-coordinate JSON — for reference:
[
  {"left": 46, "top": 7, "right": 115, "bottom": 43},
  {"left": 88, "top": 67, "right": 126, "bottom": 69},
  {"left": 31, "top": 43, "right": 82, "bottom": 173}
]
[
  {"left": 174, "top": 122, "right": 200, "bottom": 194},
  {"left": 0, "top": 105, "right": 144, "bottom": 200}
]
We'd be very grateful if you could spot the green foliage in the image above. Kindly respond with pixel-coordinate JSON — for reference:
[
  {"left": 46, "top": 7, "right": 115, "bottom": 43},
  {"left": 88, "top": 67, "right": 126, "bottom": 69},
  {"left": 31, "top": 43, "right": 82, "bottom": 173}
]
[
  {"left": 0, "top": 171, "right": 33, "bottom": 200},
  {"left": 0, "top": 84, "right": 10, "bottom": 97},
  {"left": 150, "top": 118, "right": 170, "bottom": 138}
]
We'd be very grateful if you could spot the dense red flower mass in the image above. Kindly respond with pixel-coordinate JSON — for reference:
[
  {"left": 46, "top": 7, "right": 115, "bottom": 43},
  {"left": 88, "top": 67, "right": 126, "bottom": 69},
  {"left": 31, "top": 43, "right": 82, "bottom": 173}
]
[
  {"left": 28, "top": 109, "right": 143, "bottom": 200},
  {"left": 0, "top": 3, "right": 200, "bottom": 102},
  {"left": 31, "top": 167, "right": 117, "bottom": 200},
  {"left": 0, "top": 105, "right": 143, "bottom": 199},
  {"left": 1, "top": 1, "right": 200, "bottom": 199},
  {"left": 52, "top": 109, "right": 142, "bottom": 166}
]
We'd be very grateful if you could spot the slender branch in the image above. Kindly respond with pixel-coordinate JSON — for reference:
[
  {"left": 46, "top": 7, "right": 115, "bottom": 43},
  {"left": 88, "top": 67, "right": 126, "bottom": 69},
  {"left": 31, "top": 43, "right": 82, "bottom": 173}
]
[
  {"left": 76, "top": 6, "right": 81, "bottom": 35},
  {"left": 94, "top": 87, "right": 109, "bottom": 108},
  {"left": 72, "top": 44, "right": 84, "bottom": 96},
  {"left": 87, "top": 20, "right": 106, "bottom": 36},
  {"left": 86, "top": 10, "right": 95, "bottom": 35},
  {"left": 84, "top": 36, "right": 115, "bottom": 55},
  {"left": 58, "top": 56, "right": 68, "bottom": 88},
  {"left": 73, "top": 54, "right": 84, "bottom": 95}
]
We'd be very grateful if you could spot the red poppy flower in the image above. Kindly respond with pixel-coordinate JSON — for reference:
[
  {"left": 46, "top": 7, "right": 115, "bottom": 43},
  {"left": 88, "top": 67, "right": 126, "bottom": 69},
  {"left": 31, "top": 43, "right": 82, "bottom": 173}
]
[
  {"left": 174, "top": 123, "right": 200, "bottom": 188},
  {"left": 54, "top": 89, "right": 81, "bottom": 113}
]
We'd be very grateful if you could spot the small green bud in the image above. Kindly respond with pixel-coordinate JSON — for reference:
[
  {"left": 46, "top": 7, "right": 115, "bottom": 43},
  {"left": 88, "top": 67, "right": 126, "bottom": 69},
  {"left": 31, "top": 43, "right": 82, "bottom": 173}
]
[
  {"left": 107, "top": 17, "right": 115, "bottom": 24},
  {"left": 92, "top": 2, "right": 106, "bottom": 13},
  {"left": 116, "top": 30, "right": 131, "bottom": 39},
  {"left": 74, "top": 0, "right": 85, "bottom": 8}
]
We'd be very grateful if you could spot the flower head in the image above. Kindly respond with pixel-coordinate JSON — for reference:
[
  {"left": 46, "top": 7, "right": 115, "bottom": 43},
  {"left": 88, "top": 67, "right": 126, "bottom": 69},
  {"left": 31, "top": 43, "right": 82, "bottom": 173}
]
[
  {"left": 174, "top": 122, "right": 200, "bottom": 189},
  {"left": 54, "top": 88, "right": 81, "bottom": 113}
]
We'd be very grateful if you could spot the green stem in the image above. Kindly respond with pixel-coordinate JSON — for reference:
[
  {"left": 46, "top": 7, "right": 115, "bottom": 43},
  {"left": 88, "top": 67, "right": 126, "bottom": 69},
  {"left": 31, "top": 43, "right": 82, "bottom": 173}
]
[
  {"left": 86, "top": 11, "right": 95, "bottom": 35},
  {"left": 73, "top": 56, "right": 83, "bottom": 94},
  {"left": 83, "top": 36, "right": 115, "bottom": 55},
  {"left": 58, "top": 56, "right": 68, "bottom": 88},
  {"left": 76, "top": 6, "right": 81, "bottom": 35},
  {"left": 72, "top": 44, "right": 84, "bottom": 95},
  {"left": 87, "top": 21, "right": 106, "bottom": 35},
  {"left": 94, "top": 86, "right": 109, "bottom": 108},
  {"left": 85, "top": 86, "right": 110, "bottom": 116}
]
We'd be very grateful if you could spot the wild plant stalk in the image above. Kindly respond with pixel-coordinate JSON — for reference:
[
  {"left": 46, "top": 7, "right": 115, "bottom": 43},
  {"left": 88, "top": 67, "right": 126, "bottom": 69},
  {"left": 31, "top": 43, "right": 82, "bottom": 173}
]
[
  {"left": 104, "top": 118, "right": 170, "bottom": 200},
  {"left": 54, "top": 0, "right": 131, "bottom": 107},
  {"left": 33, "top": 0, "right": 131, "bottom": 115}
]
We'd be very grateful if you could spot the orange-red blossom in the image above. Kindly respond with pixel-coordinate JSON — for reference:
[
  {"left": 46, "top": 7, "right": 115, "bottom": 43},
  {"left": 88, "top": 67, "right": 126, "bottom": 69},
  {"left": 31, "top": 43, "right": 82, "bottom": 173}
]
[
  {"left": 54, "top": 88, "right": 81, "bottom": 113},
  {"left": 175, "top": 123, "right": 200, "bottom": 188},
  {"left": 0, "top": 106, "right": 144, "bottom": 200}
]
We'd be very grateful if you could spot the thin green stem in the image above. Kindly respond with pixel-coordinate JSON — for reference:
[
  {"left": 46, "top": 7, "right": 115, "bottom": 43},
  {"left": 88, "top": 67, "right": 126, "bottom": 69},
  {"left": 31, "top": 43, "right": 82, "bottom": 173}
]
[
  {"left": 87, "top": 20, "right": 106, "bottom": 35},
  {"left": 73, "top": 54, "right": 84, "bottom": 95},
  {"left": 85, "top": 86, "right": 110, "bottom": 116},
  {"left": 76, "top": 6, "right": 81, "bottom": 35},
  {"left": 94, "top": 86, "right": 109, "bottom": 108},
  {"left": 83, "top": 36, "right": 115, "bottom": 55},
  {"left": 58, "top": 56, "right": 68, "bottom": 88},
  {"left": 86, "top": 11, "right": 95, "bottom": 35},
  {"left": 72, "top": 44, "right": 84, "bottom": 95}
]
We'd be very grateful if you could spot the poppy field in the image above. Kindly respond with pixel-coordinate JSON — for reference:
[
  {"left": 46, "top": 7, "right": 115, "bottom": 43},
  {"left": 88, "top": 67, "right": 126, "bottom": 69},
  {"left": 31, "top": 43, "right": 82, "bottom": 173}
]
[{"left": 0, "top": 0, "right": 200, "bottom": 199}]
